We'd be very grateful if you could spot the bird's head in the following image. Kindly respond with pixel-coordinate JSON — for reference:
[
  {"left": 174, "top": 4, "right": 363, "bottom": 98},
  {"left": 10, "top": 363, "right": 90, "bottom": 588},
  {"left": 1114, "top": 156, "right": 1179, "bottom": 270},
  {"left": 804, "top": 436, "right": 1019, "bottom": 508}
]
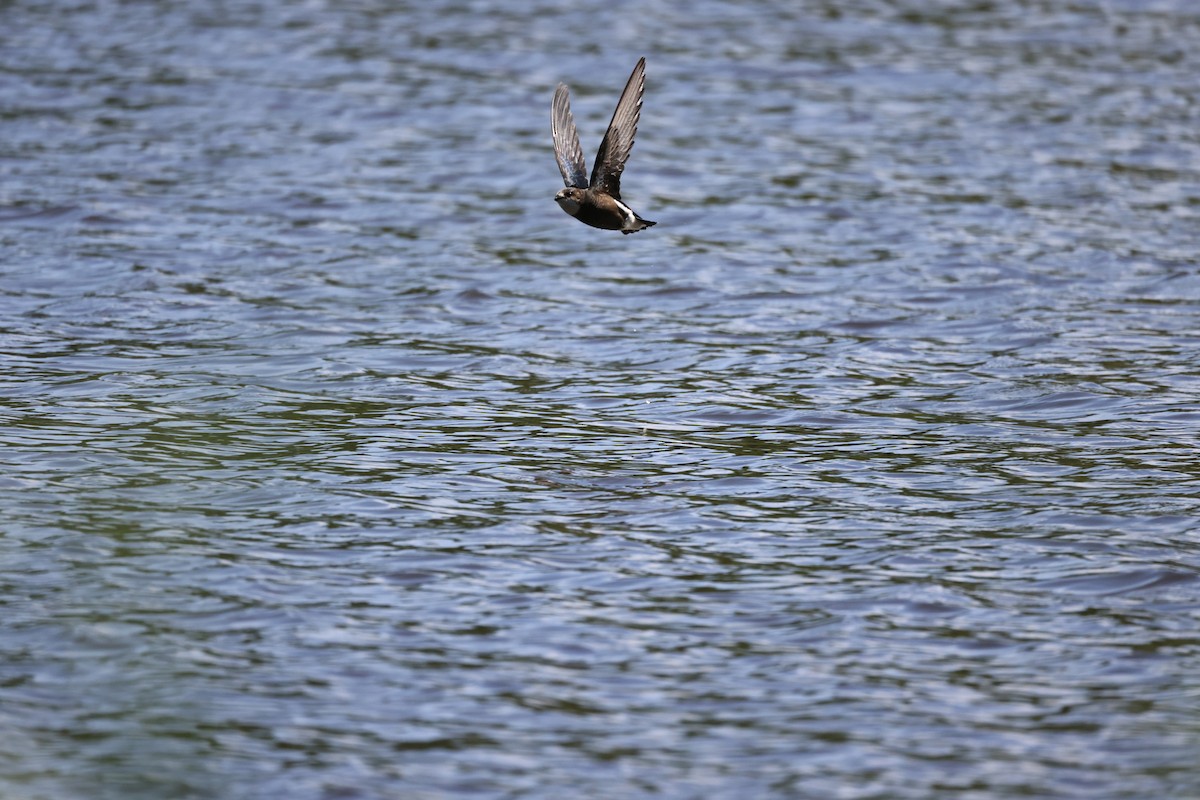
[{"left": 554, "top": 187, "right": 584, "bottom": 216}]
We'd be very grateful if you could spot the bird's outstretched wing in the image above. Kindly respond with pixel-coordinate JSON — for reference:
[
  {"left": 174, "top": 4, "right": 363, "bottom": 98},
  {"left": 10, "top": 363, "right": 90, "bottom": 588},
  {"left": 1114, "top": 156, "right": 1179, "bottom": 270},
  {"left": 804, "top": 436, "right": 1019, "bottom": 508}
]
[
  {"left": 589, "top": 57, "right": 645, "bottom": 199},
  {"left": 552, "top": 83, "right": 589, "bottom": 189}
]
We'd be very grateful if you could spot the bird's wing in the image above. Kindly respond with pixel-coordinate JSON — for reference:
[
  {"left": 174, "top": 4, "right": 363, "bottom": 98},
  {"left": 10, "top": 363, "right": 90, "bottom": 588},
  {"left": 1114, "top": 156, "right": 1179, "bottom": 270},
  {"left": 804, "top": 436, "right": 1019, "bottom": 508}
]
[
  {"left": 589, "top": 57, "right": 645, "bottom": 198},
  {"left": 552, "top": 83, "right": 589, "bottom": 189}
]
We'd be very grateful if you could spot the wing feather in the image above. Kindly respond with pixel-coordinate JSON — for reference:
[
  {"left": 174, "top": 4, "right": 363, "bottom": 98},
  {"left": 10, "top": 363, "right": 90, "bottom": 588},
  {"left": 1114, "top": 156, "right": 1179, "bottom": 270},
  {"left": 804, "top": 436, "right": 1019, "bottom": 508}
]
[
  {"left": 589, "top": 57, "right": 646, "bottom": 198},
  {"left": 552, "top": 83, "right": 589, "bottom": 189}
]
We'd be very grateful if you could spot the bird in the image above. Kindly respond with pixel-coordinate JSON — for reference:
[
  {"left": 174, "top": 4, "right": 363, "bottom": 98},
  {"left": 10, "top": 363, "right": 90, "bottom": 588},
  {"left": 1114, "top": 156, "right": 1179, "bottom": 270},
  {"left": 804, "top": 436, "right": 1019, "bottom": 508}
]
[{"left": 551, "top": 57, "right": 656, "bottom": 234}]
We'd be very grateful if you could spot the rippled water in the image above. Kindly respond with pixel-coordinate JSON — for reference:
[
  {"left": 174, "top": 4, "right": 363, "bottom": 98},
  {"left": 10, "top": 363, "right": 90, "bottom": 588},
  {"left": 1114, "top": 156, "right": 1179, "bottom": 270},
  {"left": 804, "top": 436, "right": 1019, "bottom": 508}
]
[{"left": 3, "top": 1, "right": 1199, "bottom": 797}]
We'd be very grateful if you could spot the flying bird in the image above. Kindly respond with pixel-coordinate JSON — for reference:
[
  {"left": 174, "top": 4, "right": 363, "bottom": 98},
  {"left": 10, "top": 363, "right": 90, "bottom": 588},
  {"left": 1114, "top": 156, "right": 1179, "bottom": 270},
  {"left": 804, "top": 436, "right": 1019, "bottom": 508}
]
[{"left": 551, "top": 57, "right": 656, "bottom": 234}]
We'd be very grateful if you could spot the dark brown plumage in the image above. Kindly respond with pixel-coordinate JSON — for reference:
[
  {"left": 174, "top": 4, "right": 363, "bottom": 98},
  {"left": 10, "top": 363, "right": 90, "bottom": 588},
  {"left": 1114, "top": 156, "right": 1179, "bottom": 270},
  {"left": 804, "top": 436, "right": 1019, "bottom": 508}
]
[{"left": 552, "top": 57, "right": 656, "bottom": 234}]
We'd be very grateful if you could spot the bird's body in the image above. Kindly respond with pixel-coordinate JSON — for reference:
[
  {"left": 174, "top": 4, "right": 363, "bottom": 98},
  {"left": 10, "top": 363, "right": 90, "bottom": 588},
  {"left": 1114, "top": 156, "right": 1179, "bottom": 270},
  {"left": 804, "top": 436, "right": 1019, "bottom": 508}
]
[
  {"left": 552, "top": 57, "right": 656, "bottom": 234},
  {"left": 554, "top": 186, "right": 651, "bottom": 232}
]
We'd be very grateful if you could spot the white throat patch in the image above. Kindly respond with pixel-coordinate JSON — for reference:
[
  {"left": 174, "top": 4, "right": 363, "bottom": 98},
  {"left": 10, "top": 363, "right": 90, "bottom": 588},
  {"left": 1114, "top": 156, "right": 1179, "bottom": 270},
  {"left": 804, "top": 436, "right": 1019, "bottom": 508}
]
[{"left": 555, "top": 194, "right": 582, "bottom": 216}]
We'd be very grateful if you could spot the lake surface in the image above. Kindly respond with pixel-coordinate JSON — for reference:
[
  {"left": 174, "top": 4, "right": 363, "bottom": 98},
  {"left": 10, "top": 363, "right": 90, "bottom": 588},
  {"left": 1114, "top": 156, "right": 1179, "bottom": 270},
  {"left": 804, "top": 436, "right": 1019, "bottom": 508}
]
[{"left": 2, "top": 1, "right": 1199, "bottom": 797}]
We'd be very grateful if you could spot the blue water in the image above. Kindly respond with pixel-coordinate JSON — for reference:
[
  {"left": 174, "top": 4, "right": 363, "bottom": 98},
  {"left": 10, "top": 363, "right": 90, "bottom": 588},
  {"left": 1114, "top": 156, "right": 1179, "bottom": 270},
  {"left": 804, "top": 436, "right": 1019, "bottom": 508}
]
[{"left": 2, "top": 1, "right": 1199, "bottom": 798}]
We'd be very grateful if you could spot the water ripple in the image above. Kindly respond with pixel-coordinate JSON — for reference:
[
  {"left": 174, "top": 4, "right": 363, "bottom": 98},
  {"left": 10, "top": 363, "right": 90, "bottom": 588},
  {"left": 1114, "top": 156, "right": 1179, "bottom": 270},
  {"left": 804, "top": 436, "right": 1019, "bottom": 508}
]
[{"left": 3, "top": 1, "right": 1200, "bottom": 798}]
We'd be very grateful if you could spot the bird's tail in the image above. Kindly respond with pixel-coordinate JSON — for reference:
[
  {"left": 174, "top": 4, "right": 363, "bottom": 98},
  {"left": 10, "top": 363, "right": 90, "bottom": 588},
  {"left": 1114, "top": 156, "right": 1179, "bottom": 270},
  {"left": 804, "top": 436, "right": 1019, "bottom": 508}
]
[{"left": 622, "top": 217, "right": 657, "bottom": 235}]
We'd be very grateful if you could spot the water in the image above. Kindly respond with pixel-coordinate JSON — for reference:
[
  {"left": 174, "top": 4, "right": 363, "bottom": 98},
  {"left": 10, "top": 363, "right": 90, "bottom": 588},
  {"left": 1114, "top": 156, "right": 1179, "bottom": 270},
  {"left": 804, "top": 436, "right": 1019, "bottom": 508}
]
[{"left": 2, "top": 1, "right": 1199, "bottom": 797}]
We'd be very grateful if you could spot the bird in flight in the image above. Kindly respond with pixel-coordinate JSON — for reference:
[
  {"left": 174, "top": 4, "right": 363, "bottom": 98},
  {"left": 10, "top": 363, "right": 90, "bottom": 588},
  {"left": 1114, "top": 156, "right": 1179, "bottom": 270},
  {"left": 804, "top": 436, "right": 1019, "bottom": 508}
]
[{"left": 551, "top": 57, "right": 656, "bottom": 234}]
